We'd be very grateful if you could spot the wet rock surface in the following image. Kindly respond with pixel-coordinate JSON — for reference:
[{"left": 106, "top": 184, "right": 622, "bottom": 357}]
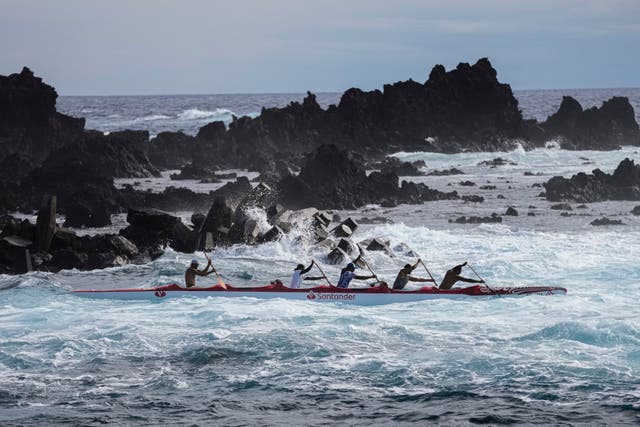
[
  {"left": 277, "top": 144, "right": 458, "bottom": 209},
  {"left": 544, "top": 158, "right": 640, "bottom": 203},
  {"left": 540, "top": 96, "right": 640, "bottom": 150},
  {"left": 450, "top": 213, "right": 502, "bottom": 224},
  {"left": 590, "top": 217, "right": 625, "bottom": 226}
]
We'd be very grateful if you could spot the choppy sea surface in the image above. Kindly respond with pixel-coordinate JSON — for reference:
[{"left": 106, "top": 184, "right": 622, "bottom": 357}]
[{"left": 1, "top": 89, "right": 640, "bottom": 426}]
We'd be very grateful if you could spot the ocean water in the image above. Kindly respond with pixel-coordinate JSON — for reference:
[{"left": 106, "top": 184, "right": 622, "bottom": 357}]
[{"left": 1, "top": 90, "right": 640, "bottom": 425}]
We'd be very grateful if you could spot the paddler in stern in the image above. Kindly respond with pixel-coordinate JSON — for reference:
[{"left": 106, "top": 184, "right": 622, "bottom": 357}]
[{"left": 185, "top": 258, "right": 214, "bottom": 288}]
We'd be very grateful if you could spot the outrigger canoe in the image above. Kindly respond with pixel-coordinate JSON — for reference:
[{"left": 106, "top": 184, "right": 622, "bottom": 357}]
[{"left": 72, "top": 283, "right": 567, "bottom": 306}]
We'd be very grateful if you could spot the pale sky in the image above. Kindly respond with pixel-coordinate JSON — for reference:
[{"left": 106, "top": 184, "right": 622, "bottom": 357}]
[{"left": 1, "top": 0, "right": 639, "bottom": 95}]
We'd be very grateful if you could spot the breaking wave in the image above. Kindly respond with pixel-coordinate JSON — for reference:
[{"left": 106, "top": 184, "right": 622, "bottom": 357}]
[{"left": 177, "top": 108, "right": 234, "bottom": 121}]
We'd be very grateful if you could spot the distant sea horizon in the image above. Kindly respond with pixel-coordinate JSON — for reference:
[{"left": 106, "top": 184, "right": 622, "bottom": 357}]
[{"left": 58, "top": 85, "right": 640, "bottom": 98}]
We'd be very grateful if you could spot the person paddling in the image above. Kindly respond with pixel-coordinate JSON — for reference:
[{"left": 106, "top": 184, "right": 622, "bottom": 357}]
[
  {"left": 392, "top": 259, "right": 434, "bottom": 290},
  {"left": 185, "top": 258, "right": 214, "bottom": 288},
  {"left": 337, "top": 256, "right": 375, "bottom": 288},
  {"left": 438, "top": 262, "right": 484, "bottom": 290},
  {"left": 290, "top": 261, "right": 314, "bottom": 288}
]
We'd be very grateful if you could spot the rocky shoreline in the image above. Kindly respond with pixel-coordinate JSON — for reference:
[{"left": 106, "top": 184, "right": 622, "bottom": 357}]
[{"left": 1, "top": 59, "right": 639, "bottom": 274}]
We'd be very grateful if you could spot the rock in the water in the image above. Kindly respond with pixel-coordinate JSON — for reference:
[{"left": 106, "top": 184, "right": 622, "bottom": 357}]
[
  {"left": 462, "top": 195, "right": 484, "bottom": 203},
  {"left": 374, "top": 157, "right": 425, "bottom": 176},
  {"left": 278, "top": 145, "right": 458, "bottom": 209},
  {"left": 199, "top": 197, "right": 233, "bottom": 246},
  {"left": 337, "top": 238, "right": 357, "bottom": 255},
  {"left": 505, "top": 206, "right": 518, "bottom": 216},
  {"left": 427, "top": 168, "right": 464, "bottom": 176},
  {"left": 478, "top": 157, "right": 516, "bottom": 167},
  {"left": 542, "top": 96, "right": 640, "bottom": 150},
  {"left": 327, "top": 247, "right": 349, "bottom": 265},
  {"left": 544, "top": 159, "right": 640, "bottom": 203},
  {"left": 590, "top": 217, "right": 624, "bottom": 226},
  {"left": 332, "top": 224, "right": 353, "bottom": 238},
  {"left": 366, "top": 237, "right": 391, "bottom": 253},
  {"left": 550, "top": 203, "right": 572, "bottom": 211},
  {"left": 259, "top": 225, "right": 284, "bottom": 243},
  {"left": 450, "top": 213, "right": 502, "bottom": 224},
  {"left": 460, "top": 180, "right": 476, "bottom": 186},
  {"left": 632, "top": 205, "right": 640, "bottom": 216},
  {"left": 120, "top": 208, "right": 195, "bottom": 254}
]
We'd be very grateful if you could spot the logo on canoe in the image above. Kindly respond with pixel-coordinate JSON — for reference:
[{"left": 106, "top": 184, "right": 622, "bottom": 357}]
[
  {"left": 306, "top": 290, "right": 355, "bottom": 301},
  {"left": 154, "top": 290, "right": 166, "bottom": 298}
]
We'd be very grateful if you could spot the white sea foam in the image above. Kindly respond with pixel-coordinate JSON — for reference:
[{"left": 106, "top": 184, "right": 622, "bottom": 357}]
[
  {"left": 134, "top": 114, "right": 172, "bottom": 122},
  {"left": 177, "top": 108, "right": 234, "bottom": 121}
]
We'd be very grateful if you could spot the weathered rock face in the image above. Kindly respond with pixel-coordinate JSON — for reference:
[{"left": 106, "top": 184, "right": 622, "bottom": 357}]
[
  {"left": 0, "top": 68, "right": 160, "bottom": 217},
  {"left": 148, "top": 131, "right": 196, "bottom": 169},
  {"left": 120, "top": 208, "right": 196, "bottom": 255},
  {"left": 277, "top": 144, "right": 458, "bottom": 209},
  {"left": 0, "top": 212, "right": 149, "bottom": 273},
  {"left": 197, "top": 197, "right": 234, "bottom": 248},
  {"left": 544, "top": 158, "right": 640, "bottom": 202},
  {"left": 0, "top": 67, "right": 85, "bottom": 164},
  {"left": 23, "top": 151, "right": 125, "bottom": 225},
  {"left": 373, "top": 157, "right": 425, "bottom": 176},
  {"left": 541, "top": 96, "right": 640, "bottom": 150}
]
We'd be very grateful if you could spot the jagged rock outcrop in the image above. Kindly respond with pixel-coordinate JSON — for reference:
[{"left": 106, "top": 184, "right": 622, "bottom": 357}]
[
  {"left": 145, "top": 59, "right": 529, "bottom": 174},
  {"left": 0, "top": 68, "right": 160, "bottom": 216},
  {"left": 373, "top": 157, "right": 426, "bottom": 176},
  {"left": 148, "top": 131, "right": 197, "bottom": 169},
  {"left": 0, "top": 67, "right": 85, "bottom": 164},
  {"left": 277, "top": 144, "right": 458, "bottom": 209},
  {"left": 120, "top": 208, "right": 196, "bottom": 255},
  {"left": 450, "top": 213, "right": 502, "bottom": 224},
  {"left": 541, "top": 96, "right": 640, "bottom": 150},
  {"left": 544, "top": 158, "right": 640, "bottom": 202}
]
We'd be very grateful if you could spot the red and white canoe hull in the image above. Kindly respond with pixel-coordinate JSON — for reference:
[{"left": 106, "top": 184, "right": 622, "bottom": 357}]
[{"left": 71, "top": 283, "right": 567, "bottom": 306}]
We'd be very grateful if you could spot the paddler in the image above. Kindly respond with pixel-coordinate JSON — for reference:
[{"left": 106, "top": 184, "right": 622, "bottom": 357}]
[
  {"left": 185, "top": 258, "right": 215, "bottom": 288},
  {"left": 392, "top": 259, "right": 434, "bottom": 290},
  {"left": 290, "top": 261, "right": 314, "bottom": 288},
  {"left": 438, "top": 262, "right": 484, "bottom": 290},
  {"left": 337, "top": 256, "right": 376, "bottom": 288}
]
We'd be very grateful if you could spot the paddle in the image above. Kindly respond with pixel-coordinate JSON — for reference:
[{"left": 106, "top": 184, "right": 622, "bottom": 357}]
[
  {"left": 312, "top": 259, "right": 333, "bottom": 286},
  {"left": 418, "top": 259, "right": 437, "bottom": 285},
  {"left": 203, "top": 252, "right": 227, "bottom": 289},
  {"left": 356, "top": 244, "right": 381, "bottom": 286},
  {"left": 466, "top": 263, "right": 498, "bottom": 296}
]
